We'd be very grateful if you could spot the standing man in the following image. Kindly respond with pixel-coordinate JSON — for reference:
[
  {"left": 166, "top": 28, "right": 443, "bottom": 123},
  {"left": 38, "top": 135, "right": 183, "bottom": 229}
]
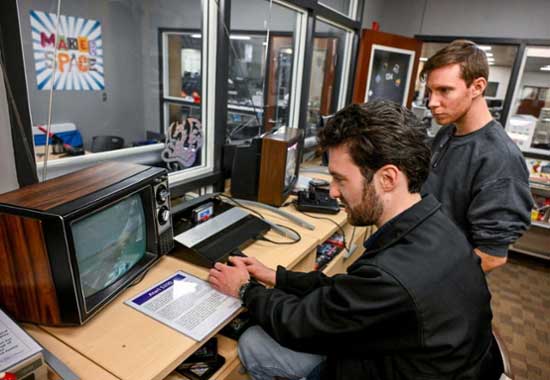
[
  {"left": 209, "top": 101, "right": 495, "bottom": 380},
  {"left": 421, "top": 40, "right": 533, "bottom": 272}
]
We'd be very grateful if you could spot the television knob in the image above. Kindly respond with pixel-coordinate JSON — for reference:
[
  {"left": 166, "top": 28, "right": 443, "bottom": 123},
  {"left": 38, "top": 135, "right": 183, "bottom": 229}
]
[
  {"left": 156, "top": 185, "right": 169, "bottom": 204},
  {"left": 158, "top": 206, "right": 170, "bottom": 225}
]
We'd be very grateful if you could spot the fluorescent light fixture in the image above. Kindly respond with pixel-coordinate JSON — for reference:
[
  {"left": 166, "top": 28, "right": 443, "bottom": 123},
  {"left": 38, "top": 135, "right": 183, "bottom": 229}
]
[
  {"left": 191, "top": 34, "right": 202, "bottom": 39},
  {"left": 527, "top": 47, "right": 550, "bottom": 58},
  {"left": 230, "top": 35, "right": 251, "bottom": 40},
  {"left": 478, "top": 45, "right": 492, "bottom": 51},
  {"left": 489, "top": 62, "right": 495, "bottom": 65},
  {"left": 541, "top": 65, "right": 550, "bottom": 71},
  {"left": 485, "top": 52, "right": 494, "bottom": 57},
  {"left": 420, "top": 57, "right": 428, "bottom": 62}
]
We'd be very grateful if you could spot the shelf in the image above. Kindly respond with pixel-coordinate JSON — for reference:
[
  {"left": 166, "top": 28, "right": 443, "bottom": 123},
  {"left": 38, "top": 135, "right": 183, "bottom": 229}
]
[
  {"left": 529, "top": 181, "right": 550, "bottom": 194},
  {"left": 228, "top": 104, "right": 264, "bottom": 113},
  {"left": 531, "top": 220, "right": 550, "bottom": 230}
]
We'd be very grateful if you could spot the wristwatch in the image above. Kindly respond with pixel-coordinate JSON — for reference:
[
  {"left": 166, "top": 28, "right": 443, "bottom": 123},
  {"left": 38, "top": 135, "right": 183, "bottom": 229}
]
[{"left": 238, "top": 280, "right": 253, "bottom": 301}]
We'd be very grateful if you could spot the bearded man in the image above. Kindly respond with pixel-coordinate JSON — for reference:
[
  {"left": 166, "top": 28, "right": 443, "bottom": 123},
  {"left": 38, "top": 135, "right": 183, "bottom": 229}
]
[{"left": 209, "top": 100, "right": 496, "bottom": 380}]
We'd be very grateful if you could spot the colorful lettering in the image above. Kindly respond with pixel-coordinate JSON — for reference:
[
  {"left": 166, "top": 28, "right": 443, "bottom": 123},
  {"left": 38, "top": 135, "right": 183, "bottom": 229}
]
[
  {"left": 57, "top": 52, "right": 70, "bottom": 72},
  {"left": 88, "top": 40, "right": 97, "bottom": 56},
  {"left": 78, "top": 36, "right": 89, "bottom": 53},
  {"left": 67, "top": 37, "right": 78, "bottom": 50},
  {"left": 57, "top": 36, "right": 67, "bottom": 50},
  {"left": 77, "top": 55, "right": 88, "bottom": 72},
  {"left": 40, "top": 32, "right": 55, "bottom": 48}
]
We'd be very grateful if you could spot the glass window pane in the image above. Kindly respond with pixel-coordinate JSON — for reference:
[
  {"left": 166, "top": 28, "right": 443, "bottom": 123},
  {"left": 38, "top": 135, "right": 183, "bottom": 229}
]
[
  {"left": 165, "top": 33, "right": 202, "bottom": 101},
  {"left": 506, "top": 46, "right": 550, "bottom": 154},
  {"left": 319, "top": 0, "right": 352, "bottom": 17},
  {"left": 306, "top": 19, "right": 349, "bottom": 140},
  {"left": 18, "top": 0, "right": 208, "bottom": 180},
  {"left": 226, "top": 0, "right": 300, "bottom": 141},
  {"left": 413, "top": 42, "right": 518, "bottom": 138}
]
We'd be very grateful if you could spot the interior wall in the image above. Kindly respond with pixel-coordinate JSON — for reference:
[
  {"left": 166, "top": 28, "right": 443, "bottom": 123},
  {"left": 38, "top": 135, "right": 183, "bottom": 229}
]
[
  {"left": 362, "top": 0, "right": 550, "bottom": 40},
  {"left": 488, "top": 65, "right": 512, "bottom": 100},
  {"left": 0, "top": 70, "right": 20, "bottom": 193},
  {"left": 18, "top": 0, "right": 145, "bottom": 150}
]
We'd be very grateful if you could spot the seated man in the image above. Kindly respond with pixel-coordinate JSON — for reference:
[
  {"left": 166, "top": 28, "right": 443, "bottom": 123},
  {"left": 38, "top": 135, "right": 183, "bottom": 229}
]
[{"left": 209, "top": 100, "right": 495, "bottom": 380}]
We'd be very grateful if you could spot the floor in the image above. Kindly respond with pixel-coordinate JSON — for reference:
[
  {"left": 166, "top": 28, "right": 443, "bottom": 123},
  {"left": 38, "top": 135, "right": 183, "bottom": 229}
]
[{"left": 487, "top": 252, "right": 550, "bottom": 380}]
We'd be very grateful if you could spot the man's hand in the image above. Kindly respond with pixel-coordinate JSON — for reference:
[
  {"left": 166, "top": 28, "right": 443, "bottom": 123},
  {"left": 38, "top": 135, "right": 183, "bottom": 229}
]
[
  {"left": 474, "top": 248, "right": 507, "bottom": 273},
  {"left": 232, "top": 256, "right": 276, "bottom": 287},
  {"left": 208, "top": 259, "right": 250, "bottom": 298}
]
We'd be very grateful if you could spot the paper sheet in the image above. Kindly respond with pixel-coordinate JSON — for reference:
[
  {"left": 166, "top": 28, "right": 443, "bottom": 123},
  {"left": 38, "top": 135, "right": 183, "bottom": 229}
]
[
  {"left": 125, "top": 271, "right": 241, "bottom": 341},
  {"left": 0, "top": 308, "right": 43, "bottom": 372}
]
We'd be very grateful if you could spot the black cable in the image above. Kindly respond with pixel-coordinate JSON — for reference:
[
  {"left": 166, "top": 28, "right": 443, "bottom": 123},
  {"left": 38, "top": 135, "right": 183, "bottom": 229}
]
[
  {"left": 259, "top": 223, "right": 302, "bottom": 245},
  {"left": 294, "top": 202, "right": 349, "bottom": 252}
]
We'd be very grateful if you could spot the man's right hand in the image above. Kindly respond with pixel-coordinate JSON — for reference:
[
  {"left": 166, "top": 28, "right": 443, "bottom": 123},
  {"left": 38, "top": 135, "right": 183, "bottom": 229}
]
[{"left": 228, "top": 256, "right": 276, "bottom": 287}]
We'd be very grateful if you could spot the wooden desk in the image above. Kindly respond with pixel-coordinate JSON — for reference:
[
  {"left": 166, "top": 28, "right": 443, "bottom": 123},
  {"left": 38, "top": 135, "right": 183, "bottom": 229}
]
[{"left": 27, "top": 199, "right": 371, "bottom": 380}]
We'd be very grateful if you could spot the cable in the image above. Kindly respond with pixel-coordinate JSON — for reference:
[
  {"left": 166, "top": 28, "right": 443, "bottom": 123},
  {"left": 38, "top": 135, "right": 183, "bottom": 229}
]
[
  {"left": 42, "top": 0, "right": 62, "bottom": 180},
  {"left": 260, "top": 223, "right": 302, "bottom": 245},
  {"left": 217, "top": 194, "right": 265, "bottom": 219},
  {"left": 294, "top": 204, "right": 349, "bottom": 252},
  {"left": 217, "top": 193, "right": 301, "bottom": 244}
]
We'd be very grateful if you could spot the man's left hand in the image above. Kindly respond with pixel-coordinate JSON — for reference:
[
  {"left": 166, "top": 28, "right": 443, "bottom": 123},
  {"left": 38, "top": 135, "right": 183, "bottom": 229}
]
[{"left": 208, "top": 259, "right": 250, "bottom": 298}]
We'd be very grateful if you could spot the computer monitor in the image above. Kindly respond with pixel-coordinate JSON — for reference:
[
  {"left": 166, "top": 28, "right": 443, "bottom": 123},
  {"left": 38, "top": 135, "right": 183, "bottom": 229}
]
[{"left": 230, "top": 128, "right": 304, "bottom": 207}]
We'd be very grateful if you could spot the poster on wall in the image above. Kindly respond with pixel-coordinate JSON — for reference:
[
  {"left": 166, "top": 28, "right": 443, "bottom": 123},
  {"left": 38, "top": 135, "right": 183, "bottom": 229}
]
[
  {"left": 364, "top": 44, "right": 415, "bottom": 106},
  {"left": 30, "top": 10, "right": 104, "bottom": 91}
]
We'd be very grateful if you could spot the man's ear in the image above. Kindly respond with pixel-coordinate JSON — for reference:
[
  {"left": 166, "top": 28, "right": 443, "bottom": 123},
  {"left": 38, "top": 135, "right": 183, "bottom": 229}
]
[
  {"left": 377, "top": 165, "right": 400, "bottom": 192},
  {"left": 471, "top": 77, "right": 487, "bottom": 98}
]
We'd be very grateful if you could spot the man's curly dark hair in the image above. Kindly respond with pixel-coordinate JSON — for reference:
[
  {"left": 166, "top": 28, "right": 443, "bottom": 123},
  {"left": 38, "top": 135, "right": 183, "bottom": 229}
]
[{"left": 317, "top": 100, "right": 430, "bottom": 193}]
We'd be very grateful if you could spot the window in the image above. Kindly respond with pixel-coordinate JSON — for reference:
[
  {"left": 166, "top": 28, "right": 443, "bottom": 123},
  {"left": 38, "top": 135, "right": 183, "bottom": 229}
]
[
  {"left": 305, "top": 18, "right": 353, "bottom": 143},
  {"left": 319, "top": 0, "right": 358, "bottom": 18},
  {"left": 5, "top": 0, "right": 363, "bottom": 186},
  {"left": 226, "top": 0, "right": 308, "bottom": 143},
  {"left": 506, "top": 46, "right": 550, "bottom": 154},
  {"left": 16, "top": 0, "right": 217, "bottom": 186}
]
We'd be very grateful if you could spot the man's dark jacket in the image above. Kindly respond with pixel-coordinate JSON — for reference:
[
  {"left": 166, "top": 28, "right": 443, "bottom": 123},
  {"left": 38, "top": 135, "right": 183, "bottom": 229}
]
[{"left": 242, "top": 195, "right": 494, "bottom": 380}]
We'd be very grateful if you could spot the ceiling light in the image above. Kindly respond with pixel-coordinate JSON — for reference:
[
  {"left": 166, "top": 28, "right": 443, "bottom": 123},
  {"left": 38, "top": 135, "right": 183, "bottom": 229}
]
[
  {"left": 191, "top": 34, "right": 202, "bottom": 39},
  {"left": 527, "top": 47, "right": 550, "bottom": 58},
  {"left": 541, "top": 65, "right": 550, "bottom": 71},
  {"left": 420, "top": 57, "right": 428, "bottom": 62},
  {"left": 230, "top": 35, "right": 251, "bottom": 40},
  {"left": 485, "top": 52, "right": 494, "bottom": 57},
  {"left": 478, "top": 45, "right": 492, "bottom": 51}
]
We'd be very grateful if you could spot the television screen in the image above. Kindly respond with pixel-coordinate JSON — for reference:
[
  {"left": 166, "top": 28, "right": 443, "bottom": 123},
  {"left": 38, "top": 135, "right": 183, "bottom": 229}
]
[
  {"left": 72, "top": 193, "right": 147, "bottom": 298},
  {"left": 284, "top": 142, "right": 298, "bottom": 189}
]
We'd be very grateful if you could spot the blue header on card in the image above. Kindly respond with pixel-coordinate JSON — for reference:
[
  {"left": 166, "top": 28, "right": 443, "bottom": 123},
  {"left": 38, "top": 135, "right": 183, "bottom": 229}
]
[{"left": 131, "top": 273, "right": 186, "bottom": 306}]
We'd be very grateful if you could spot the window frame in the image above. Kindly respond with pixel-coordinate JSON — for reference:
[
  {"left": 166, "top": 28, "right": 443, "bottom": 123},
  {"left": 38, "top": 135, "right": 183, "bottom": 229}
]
[{"left": 1, "top": 0, "right": 363, "bottom": 189}]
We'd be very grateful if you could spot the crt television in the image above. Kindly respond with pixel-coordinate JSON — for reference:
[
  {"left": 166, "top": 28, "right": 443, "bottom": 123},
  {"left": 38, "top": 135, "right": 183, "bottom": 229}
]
[
  {"left": 231, "top": 128, "right": 303, "bottom": 207},
  {"left": 0, "top": 162, "right": 174, "bottom": 325}
]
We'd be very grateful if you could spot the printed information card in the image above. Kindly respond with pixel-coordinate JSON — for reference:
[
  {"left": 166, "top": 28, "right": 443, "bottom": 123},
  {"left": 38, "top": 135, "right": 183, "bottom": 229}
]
[{"left": 125, "top": 271, "right": 242, "bottom": 341}]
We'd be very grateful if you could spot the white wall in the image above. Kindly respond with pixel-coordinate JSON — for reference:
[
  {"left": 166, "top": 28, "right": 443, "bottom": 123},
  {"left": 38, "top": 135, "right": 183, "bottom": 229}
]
[
  {"left": 0, "top": 71, "right": 20, "bottom": 193},
  {"left": 488, "top": 65, "right": 512, "bottom": 100},
  {"left": 363, "top": 0, "right": 550, "bottom": 39}
]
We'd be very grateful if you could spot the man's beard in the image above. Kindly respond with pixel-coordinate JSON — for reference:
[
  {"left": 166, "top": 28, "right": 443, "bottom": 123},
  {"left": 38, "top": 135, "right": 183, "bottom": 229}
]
[{"left": 342, "top": 179, "right": 383, "bottom": 226}]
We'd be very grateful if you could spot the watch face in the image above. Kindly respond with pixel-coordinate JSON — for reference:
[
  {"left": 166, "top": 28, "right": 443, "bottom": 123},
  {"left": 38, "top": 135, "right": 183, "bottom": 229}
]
[{"left": 239, "top": 281, "right": 250, "bottom": 300}]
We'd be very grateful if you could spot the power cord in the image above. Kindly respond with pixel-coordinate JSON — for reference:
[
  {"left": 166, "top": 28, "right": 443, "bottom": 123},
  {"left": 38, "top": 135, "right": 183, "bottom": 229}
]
[
  {"left": 293, "top": 201, "right": 349, "bottom": 252},
  {"left": 217, "top": 194, "right": 302, "bottom": 245}
]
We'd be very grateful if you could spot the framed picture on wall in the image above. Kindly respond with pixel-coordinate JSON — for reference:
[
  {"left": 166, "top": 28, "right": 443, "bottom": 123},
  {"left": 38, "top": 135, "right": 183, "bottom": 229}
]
[
  {"left": 364, "top": 44, "right": 415, "bottom": 106},
  {"left": 353, "top": 29, "right": 422, "bottom": 108}
]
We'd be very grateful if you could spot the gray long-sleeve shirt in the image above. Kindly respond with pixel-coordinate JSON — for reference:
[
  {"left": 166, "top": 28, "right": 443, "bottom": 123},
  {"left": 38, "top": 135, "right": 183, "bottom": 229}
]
[{"left": 422, "top": 120, "right": 533, "bottom": 257}]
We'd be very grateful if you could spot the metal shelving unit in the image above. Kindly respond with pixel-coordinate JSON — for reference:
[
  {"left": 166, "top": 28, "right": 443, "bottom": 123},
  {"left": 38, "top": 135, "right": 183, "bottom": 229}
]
[{"left": 511, "top": 180, "right": 550, "bottom": 259}]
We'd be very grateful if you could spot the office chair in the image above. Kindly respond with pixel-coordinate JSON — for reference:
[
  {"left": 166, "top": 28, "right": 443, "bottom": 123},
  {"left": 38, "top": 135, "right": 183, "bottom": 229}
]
[
  {"left": 91, "top": 135, "right": 125, "bottom": 153},
  {"left": 491, "top": 328, "right": 514, "bottom": 380}
]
